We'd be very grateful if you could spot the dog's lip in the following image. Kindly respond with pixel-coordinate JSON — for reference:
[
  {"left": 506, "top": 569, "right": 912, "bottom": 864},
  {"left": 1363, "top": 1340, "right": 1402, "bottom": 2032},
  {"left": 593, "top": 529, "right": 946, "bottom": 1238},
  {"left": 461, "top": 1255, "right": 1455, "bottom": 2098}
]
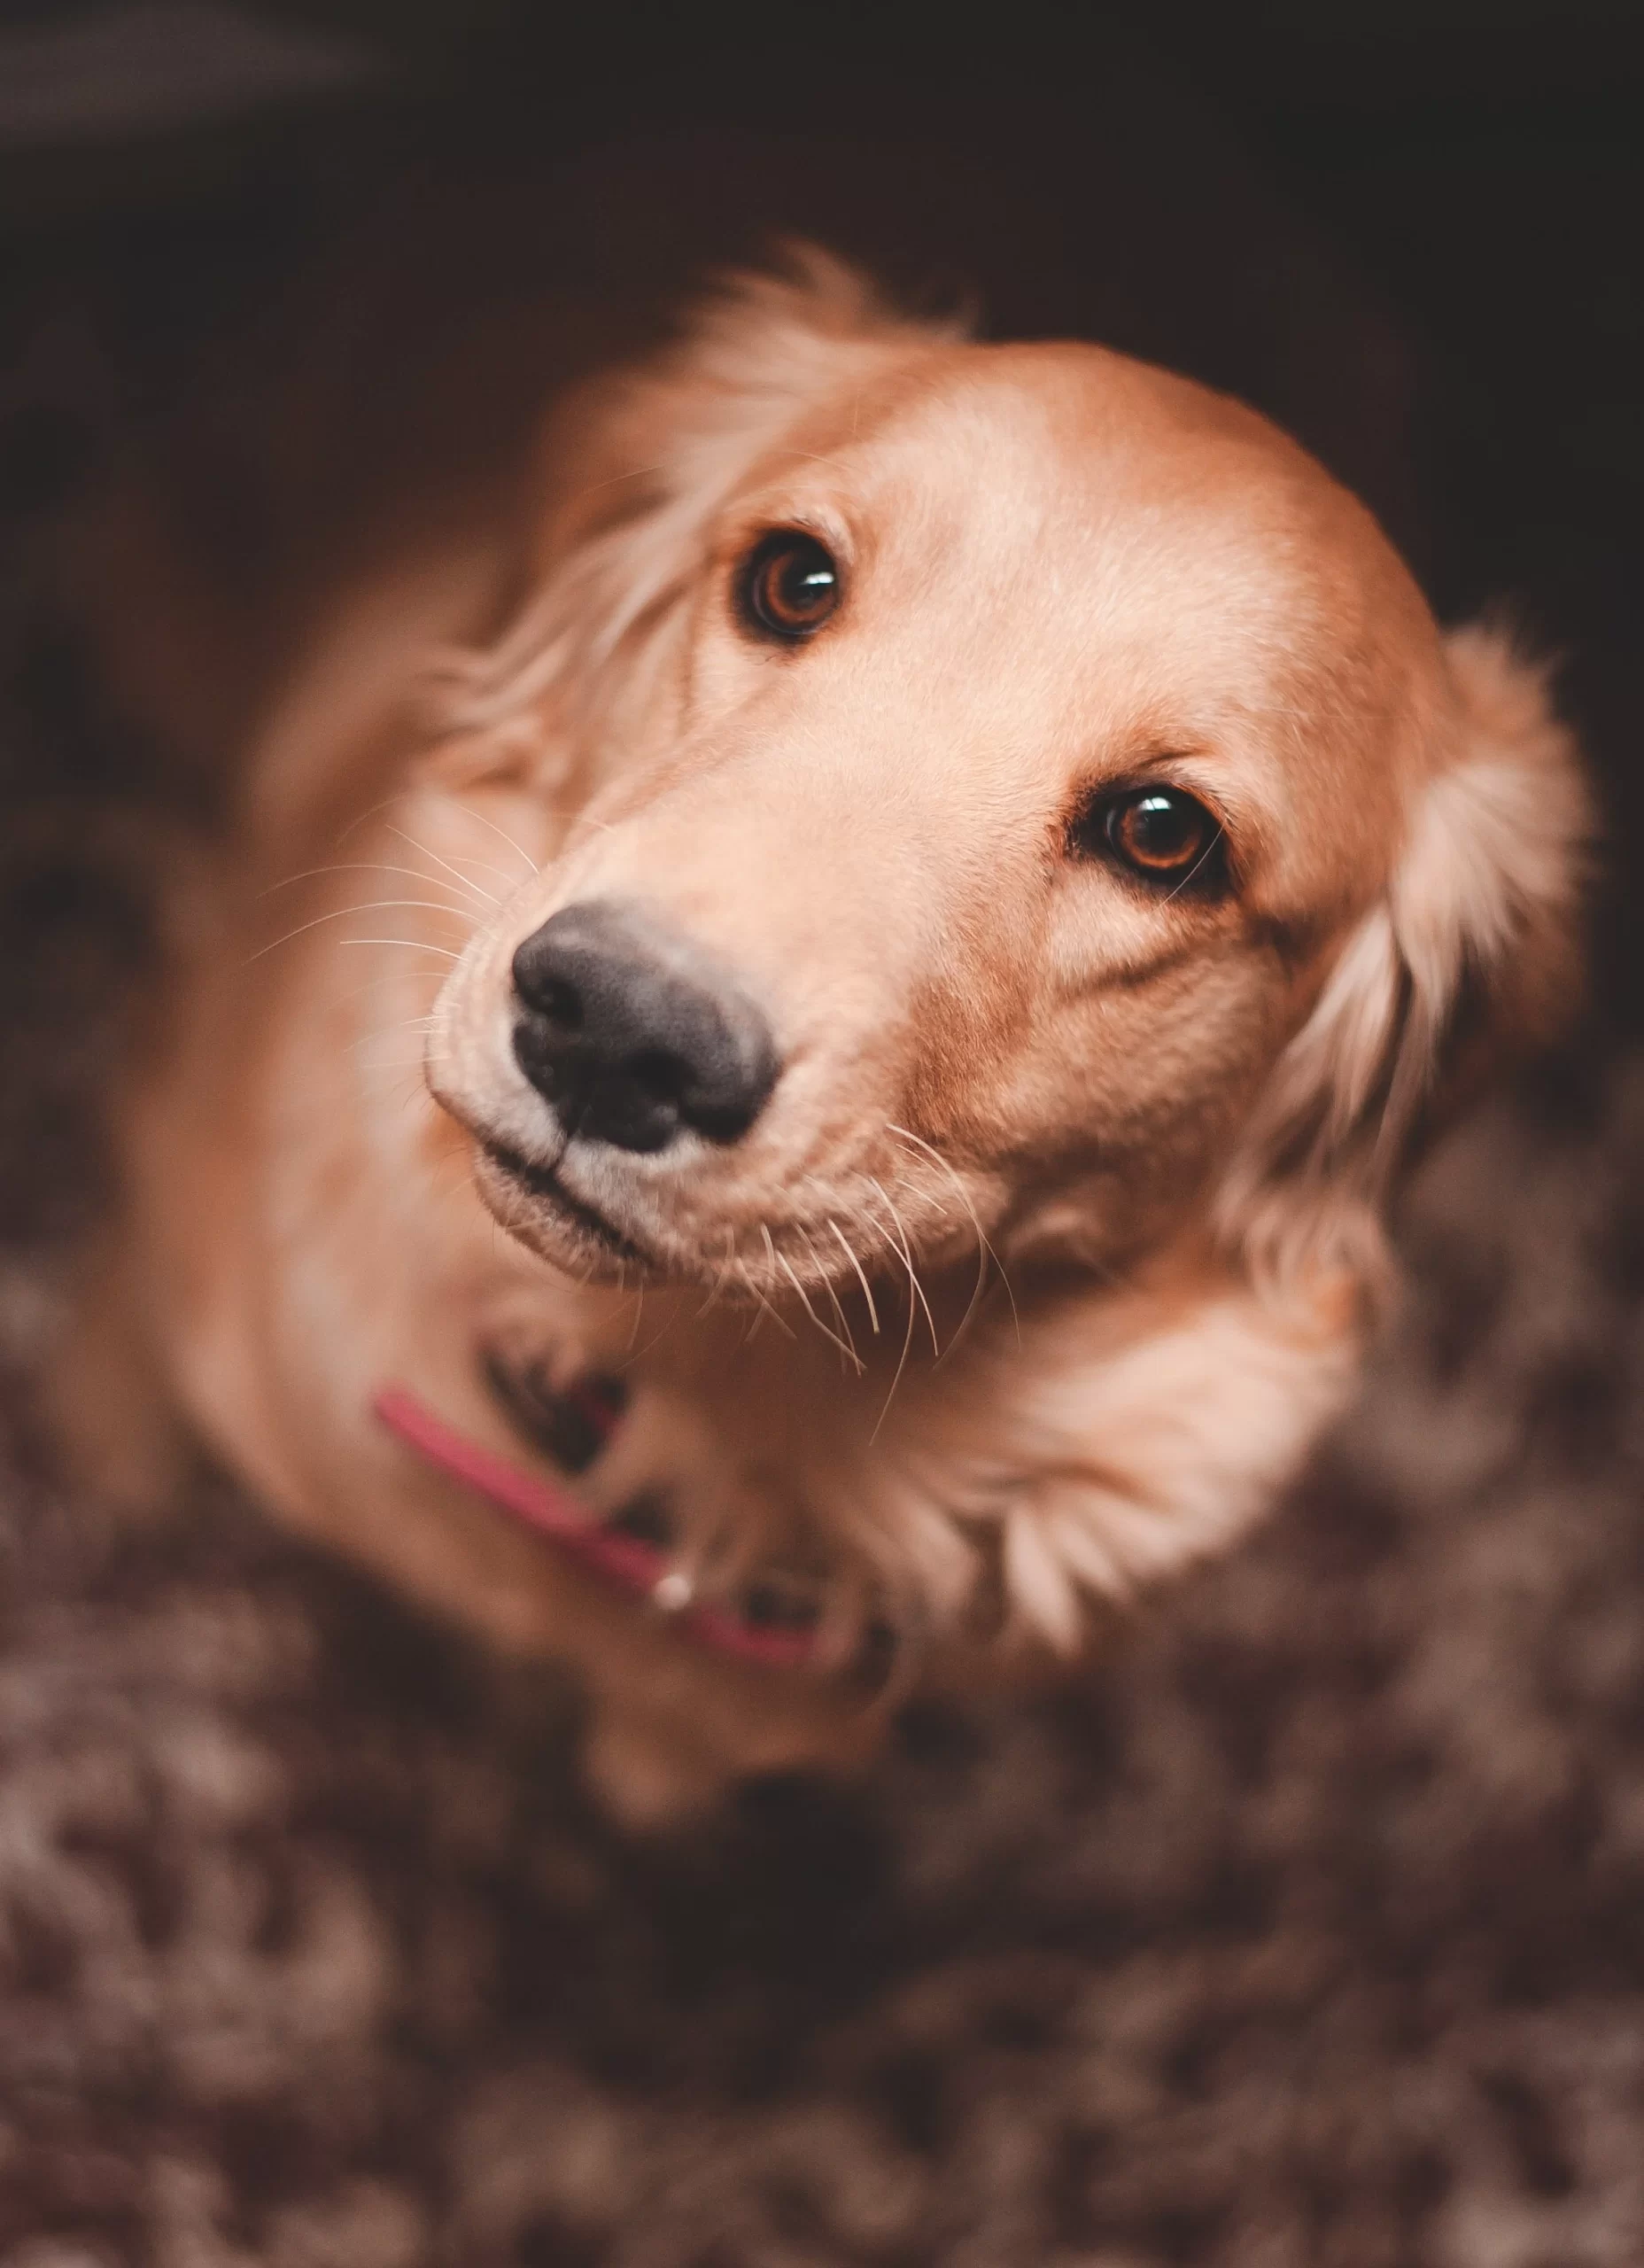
[{"left": 478, "top": 1139, "right": 653, "bottom": 1266}]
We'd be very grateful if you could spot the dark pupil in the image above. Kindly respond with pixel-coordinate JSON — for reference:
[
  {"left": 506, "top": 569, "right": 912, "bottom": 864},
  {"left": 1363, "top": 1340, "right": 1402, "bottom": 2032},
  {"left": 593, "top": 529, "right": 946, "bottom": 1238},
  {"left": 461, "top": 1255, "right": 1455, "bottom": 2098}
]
[
  {"left": 1125, "top": 792, "right": 1201, "bottom": 866},
  {"left": 771, "top": 549, "right": 833, "bottom": 617},
  {"left": 742, "top": 531, "right": 838, "bottom": 639}
]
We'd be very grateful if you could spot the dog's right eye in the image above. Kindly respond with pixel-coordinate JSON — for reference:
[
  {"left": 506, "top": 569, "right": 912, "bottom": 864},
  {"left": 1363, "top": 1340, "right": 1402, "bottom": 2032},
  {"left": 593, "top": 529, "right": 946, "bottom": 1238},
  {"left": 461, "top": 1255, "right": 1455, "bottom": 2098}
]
[
  {"left": 737, "top": 530, "right": 841, "bottom": 641},
  {"left": 1068, "top": 783, "right": 1229, "bottom": 894}
]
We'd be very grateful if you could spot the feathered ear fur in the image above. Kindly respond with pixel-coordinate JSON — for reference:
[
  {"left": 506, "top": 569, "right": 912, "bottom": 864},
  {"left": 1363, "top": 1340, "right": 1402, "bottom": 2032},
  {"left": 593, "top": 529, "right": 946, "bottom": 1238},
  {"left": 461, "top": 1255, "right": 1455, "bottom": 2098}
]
[
  {"left": 1219, "top": 624, "right": 1592, "bottom": 1292},
  {"left": 430, "top": 247, "right": 956, "bottom": 782}
]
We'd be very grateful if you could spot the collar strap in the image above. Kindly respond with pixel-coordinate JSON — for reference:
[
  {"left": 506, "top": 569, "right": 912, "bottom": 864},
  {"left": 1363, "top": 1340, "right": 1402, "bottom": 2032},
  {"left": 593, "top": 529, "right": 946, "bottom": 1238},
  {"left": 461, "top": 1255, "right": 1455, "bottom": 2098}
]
[{"left": 372, "top": 1384, "right": 820, "bottom": 1669}]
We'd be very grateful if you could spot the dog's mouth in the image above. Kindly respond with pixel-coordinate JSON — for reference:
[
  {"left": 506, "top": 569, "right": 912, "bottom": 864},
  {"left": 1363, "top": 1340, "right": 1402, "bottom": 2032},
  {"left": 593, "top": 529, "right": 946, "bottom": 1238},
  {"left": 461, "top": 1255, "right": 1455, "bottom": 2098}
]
[{"left": 477, "top": 1139, "right": 655, "bottom": 1269}]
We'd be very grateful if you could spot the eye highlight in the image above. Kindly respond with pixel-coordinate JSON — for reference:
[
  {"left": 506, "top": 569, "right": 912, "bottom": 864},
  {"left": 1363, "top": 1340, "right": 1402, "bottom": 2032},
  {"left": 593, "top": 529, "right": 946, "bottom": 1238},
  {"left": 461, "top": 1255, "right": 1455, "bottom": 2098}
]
[
  {"left": 1071, "top": 784, "right": 1228, "bottom": 892},
  {"left": 737, "top": 530, "right": 841, "bottom": 642}
]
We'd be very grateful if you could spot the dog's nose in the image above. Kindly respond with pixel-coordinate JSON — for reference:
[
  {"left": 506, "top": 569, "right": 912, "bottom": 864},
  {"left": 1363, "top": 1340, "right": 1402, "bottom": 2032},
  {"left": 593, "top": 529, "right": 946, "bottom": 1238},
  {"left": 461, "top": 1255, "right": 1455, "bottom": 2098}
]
[{"left": 510, "top": 900, "right": 779, "bottom": 1153}]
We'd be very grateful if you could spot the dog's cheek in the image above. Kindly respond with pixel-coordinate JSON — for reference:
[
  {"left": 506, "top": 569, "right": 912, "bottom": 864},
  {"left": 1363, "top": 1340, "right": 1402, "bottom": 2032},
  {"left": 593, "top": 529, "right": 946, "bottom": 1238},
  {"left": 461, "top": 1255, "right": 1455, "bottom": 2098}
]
[{"left": 995, "top": 954, "right": 1283, "bottom": 1161}]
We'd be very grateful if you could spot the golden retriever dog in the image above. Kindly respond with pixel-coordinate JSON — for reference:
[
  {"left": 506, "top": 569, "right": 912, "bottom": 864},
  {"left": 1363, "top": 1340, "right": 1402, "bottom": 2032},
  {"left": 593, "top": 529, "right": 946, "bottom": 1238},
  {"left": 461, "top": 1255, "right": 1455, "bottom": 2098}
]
[{"left": 77, "top": 252, "right": 1587, "bottom": 1821}]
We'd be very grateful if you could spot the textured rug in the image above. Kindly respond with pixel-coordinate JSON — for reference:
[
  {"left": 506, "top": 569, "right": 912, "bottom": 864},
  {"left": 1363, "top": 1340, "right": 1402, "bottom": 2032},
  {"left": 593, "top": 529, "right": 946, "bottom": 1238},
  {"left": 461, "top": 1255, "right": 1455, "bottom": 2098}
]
[{"left": 4, "top": 984, "right": 1643, "bottom": 2267}]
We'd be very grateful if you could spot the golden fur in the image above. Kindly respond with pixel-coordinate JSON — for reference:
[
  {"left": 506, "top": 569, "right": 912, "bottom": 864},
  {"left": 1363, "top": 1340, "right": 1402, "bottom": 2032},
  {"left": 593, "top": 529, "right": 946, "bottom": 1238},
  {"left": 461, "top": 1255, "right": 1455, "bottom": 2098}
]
[{"left": 80, "top": 253, "right": 1588, "bottom": 1820}]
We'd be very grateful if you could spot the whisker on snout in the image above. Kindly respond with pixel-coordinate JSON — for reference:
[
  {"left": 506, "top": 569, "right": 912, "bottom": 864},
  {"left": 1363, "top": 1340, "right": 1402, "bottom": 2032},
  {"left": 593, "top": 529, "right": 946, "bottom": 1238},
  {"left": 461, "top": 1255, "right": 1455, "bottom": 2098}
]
[
  {"left": 338, "top": 938, "right": 466, "bottom": 959},
  {"left": 885, "top": 1122, "right": 1019, "bottom": 1358},
  {"left": 866, "top": 1175, "right": 942, "bottom": 1363},
  {"left": 828, "top": 1219, "right": 880, "bottom": 1335},
  {"left": 384, "top": 822, "right": 503, "bottom": 907},
  {"left": 767, "top": 1228, "right": 865, "bottom": 1373},
  {"left": 246, "top": 898, "right": 477, "bottom": 967}
]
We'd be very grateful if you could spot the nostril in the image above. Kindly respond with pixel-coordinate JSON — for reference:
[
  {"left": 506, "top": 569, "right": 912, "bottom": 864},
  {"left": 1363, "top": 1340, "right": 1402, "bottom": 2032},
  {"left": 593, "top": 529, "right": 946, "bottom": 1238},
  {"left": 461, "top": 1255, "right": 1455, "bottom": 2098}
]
[
  {"left": 512, "top": 934, "right": 585, "bottom": 1030},
  {"left": 534, "top": 975, "right": 583, "bottom": 1032},
  {"left": 626, "top": 1048, "right": 687, "bottom": 1108}
]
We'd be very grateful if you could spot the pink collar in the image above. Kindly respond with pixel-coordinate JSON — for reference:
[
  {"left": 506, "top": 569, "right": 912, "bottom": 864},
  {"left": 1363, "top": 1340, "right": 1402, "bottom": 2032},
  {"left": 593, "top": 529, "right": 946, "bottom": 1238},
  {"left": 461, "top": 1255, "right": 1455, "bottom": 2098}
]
[{"left": 373, "top": 1383, "right": 819, "bottom": 1670}]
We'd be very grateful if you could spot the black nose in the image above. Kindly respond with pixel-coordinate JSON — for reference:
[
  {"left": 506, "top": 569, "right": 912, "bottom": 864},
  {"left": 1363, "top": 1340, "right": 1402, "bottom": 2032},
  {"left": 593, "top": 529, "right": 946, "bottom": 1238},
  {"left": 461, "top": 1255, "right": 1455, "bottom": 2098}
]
[{"left": 510, "top": 900, "right": 779, "bottom": 1154}]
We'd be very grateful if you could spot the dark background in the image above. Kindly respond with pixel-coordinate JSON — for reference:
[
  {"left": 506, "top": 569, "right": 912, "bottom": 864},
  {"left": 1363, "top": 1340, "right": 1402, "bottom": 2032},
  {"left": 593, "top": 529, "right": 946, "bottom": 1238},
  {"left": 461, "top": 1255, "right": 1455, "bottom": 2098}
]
[{"left": 3, "top": 0, "right": 1641, "bottom": 1015}]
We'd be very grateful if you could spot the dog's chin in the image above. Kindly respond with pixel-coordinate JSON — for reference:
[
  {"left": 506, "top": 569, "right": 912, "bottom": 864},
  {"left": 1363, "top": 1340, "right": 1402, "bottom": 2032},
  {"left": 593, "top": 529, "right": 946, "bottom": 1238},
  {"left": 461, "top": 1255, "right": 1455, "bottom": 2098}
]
[{"left": 472, "top": 1140, "right": 665, "bottom": 1279}]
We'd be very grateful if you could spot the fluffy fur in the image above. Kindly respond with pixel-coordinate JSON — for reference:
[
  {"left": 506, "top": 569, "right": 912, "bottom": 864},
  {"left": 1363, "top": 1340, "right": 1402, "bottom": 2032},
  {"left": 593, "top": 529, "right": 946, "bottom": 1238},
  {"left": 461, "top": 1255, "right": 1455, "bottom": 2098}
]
[{"left": 80, "top": 252, "right": 1588, "bottom": 1819}]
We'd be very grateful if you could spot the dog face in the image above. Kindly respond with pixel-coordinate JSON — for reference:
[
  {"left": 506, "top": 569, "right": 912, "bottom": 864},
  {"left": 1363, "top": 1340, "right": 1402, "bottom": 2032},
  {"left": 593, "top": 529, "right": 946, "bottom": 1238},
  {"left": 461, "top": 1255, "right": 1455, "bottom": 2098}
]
[{"left": 428, "top": 269, "right": 1556, "bottom": 1316}]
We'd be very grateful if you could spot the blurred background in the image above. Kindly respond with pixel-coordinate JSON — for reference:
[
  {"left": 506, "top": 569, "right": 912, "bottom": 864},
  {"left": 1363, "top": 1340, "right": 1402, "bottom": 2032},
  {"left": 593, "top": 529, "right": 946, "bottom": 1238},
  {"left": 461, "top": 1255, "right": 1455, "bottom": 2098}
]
[
  {"left": 4, "top": 0, "right": 1643, "bottom": 989},
  {"left": 2, "top": 6, "right": 1642, "bottom": 2264}
]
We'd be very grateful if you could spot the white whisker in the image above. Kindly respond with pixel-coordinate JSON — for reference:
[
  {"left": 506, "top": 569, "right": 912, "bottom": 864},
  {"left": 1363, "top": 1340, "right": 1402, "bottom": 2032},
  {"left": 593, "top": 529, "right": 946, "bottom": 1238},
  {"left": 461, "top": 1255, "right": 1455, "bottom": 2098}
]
[
  {"left": 694, "top": 1228, "right": 741, "bottom": 1320},
  {"left": 871, "top": 1251, "right": 919, "bottom": 1444},
  {"left": 886, "top": 1122, "right": 1019, "bottom": 1357},
  {"left": 1161, "top": 823, "right": 1227, "bottom": 907},
  {"left": 737, "top": 1254, "right": 796, "bottom": 1340},
  {"left": 259, "top": 861, "right": 485, "bottom": 909},
  {"left": 452, "top": 803, "right": 540, "bottom": 877},
  {"left": 867, "top": 1174, "right": 941, "bottom": 1362},
  {"left": 385, "top": 822, "right": 500, "bottom": 905},
  {"left": 769, "top": 1230, "right": 864, "bottom": 1372},
  {"left": 799, "top": 1224, "right": 863, "bottom": 1367},
  {"left": 338, "top": 940, "right": 464, "bottom": 959},
  {"left": 828, "top": 1219, "right": 880, "bottom": 1334},
  {"left": 860, "top": 1185, "right": 926, "bottom": 1442},
  {"left": 332, "top": 793, "right": 417, "bottom": 850},
  {"left": 244, "top": 899, "right": 475, "bottom": 966}
]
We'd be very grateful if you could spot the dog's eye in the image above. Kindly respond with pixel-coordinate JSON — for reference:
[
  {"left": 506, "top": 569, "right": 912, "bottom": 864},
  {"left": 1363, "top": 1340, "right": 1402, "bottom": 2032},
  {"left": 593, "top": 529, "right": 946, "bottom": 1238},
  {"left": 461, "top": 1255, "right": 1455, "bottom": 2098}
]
[
  {"left": 1073, "top": 785, "right": 1226, "bottom": 889},
  {"left": 738, "top": 530, "right": 841, "bottom": 641}
]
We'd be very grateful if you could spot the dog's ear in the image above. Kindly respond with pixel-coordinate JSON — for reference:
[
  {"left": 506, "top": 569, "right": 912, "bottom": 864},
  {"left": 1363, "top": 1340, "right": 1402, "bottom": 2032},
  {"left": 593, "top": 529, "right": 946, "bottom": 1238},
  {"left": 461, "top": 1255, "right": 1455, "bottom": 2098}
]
[
  {"left": 1218, "top": 624, "right": 1592, "bottom": 1293},
  {"left": 428, "top": 246, "right": 952, "bottom": 783}
]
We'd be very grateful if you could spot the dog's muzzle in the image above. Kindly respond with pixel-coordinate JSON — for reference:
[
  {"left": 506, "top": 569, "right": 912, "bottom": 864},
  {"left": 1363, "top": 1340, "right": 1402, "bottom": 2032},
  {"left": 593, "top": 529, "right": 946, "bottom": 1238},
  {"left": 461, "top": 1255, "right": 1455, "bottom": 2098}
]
[{"left": 510, "top": 898, "right": 779, "bottom": 1154}]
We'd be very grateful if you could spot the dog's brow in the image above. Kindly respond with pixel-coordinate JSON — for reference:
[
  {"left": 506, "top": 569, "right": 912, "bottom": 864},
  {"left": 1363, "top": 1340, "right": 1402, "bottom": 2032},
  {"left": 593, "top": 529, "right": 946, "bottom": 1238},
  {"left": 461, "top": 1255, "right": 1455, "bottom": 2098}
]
[{"left": 578, "top": 460, "right": 670, "bottom": 498}]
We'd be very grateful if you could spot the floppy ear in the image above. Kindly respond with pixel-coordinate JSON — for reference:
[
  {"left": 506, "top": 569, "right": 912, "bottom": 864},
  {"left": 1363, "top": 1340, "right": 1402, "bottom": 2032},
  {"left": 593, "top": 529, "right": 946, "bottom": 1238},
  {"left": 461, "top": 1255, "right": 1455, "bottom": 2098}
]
[
  {"left": 1219, "top": 623, "right": 1592, "bottom": 1292},
  {"left": 428, "top": 246, "right": 954, "bottom": 783}
]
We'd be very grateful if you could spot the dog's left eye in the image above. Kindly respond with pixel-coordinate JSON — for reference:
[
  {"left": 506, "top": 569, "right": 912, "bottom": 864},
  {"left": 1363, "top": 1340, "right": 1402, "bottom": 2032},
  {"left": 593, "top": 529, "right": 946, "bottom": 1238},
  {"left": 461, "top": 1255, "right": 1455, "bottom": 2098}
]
[
  {"left": 1071, "top": 785, "right": 1227, "bottom": 889},
  {"left": 737, "top": 530, "right": 841, "bottom": 641}
]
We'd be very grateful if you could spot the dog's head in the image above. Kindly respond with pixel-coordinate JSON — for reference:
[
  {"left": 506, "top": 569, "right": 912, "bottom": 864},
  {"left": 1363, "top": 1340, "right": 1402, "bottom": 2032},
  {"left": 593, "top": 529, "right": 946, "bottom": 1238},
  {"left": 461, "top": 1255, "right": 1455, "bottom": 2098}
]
[{"left": 425, "top": 252, "right": 1586, "bottom": 1311}]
